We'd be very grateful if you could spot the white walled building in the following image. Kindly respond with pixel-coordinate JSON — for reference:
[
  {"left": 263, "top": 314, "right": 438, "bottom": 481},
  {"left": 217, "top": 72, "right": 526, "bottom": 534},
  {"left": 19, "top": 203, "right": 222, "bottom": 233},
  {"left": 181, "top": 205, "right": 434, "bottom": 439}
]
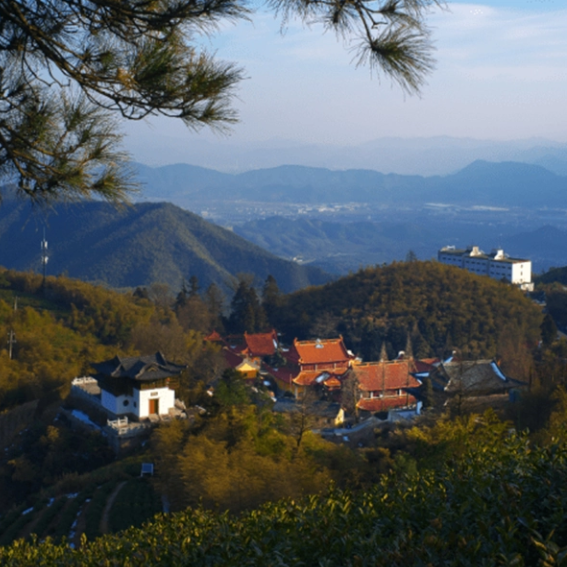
[
  {"left": 92, "top": 352, "right": 185, "bottom": 420},
  {"left": 438, "top": 246, "right": 533, "bottom": 291}
]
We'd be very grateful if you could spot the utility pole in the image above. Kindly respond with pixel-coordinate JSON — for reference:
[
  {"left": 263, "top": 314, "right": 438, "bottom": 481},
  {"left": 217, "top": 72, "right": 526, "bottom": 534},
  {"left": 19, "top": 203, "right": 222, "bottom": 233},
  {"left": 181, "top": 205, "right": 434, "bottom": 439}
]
[
  {"left": 7, "top": 330, "right": 16, "bottom": 360},
  {"left": 7, "top": 295, "right": 17, "bottom": 359}
]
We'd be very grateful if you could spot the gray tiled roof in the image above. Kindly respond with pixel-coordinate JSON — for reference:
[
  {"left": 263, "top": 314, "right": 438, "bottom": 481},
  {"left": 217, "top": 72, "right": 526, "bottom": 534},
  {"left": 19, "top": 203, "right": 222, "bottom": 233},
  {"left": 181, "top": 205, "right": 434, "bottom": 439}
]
[
  {"left": 92, "top": 352, "right": 186, "bottom": 382},
  {"left": 437, "top": 360, "right": 525, "bottom": 395}
]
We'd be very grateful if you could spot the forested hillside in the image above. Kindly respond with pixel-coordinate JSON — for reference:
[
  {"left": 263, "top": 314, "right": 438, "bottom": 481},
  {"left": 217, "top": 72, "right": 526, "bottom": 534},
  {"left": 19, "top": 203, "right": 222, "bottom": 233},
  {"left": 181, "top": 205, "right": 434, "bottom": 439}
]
[
  {"left": 0, "top": 193, "right": 329, "bottom": 292},
  {"left": 0, "top": 269, "right": 152, "bottom": 410},
  {"left": 271, "top": 261, "right": 542, "bottom": 369},
  {"left": 0, "top": 268, "right": 230, "bottom": 510},
  {"left": 0, "top": 262, "right": 565, "bottom": 565}
]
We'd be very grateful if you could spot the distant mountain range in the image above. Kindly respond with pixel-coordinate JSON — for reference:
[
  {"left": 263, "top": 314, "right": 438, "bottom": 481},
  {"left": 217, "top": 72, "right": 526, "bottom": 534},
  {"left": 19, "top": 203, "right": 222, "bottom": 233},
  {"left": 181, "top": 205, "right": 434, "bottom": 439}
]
[
  {"left": 0, "top": 194, "right": 329, "bottom": 292},
  {"left": 135, "top": 160, "right": 567, "bottom": 209},
  {"left": 125, "top": 134, "right": 567, "bottom": 176}
]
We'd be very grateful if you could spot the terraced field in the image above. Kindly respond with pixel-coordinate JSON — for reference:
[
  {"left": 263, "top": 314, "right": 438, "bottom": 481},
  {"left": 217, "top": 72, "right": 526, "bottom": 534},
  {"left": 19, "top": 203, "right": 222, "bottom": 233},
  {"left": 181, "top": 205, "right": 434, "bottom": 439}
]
[{"left": 0, "top": 472, "right": 162, "bottom": 547}]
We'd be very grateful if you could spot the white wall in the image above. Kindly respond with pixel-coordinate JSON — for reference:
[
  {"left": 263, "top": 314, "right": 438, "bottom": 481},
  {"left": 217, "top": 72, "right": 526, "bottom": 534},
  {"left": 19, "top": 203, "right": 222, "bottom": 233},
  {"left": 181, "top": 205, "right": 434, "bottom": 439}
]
[
  {"left": 137, "top": 387, "right": 175, "bottom": 419},
  {"left": 100, "top": 386, "right": 175, "bottom": 418},
  {"left": 511, "top": 261, "right": 531, "bottom": 284}
]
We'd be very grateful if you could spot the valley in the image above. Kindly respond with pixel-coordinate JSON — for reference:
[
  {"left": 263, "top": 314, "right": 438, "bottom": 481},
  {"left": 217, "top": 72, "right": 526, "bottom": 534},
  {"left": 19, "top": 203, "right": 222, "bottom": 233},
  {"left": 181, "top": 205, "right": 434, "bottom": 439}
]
[{"left": 135, "top": 160, "right": 567, "bottom": 276}]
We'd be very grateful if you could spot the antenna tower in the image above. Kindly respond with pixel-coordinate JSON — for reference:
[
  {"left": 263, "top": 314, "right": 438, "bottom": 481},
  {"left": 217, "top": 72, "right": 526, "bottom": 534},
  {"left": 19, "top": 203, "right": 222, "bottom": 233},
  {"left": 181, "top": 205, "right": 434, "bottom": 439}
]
[{"left": 41, "top": 228, "right": 49, "bottom": 289}]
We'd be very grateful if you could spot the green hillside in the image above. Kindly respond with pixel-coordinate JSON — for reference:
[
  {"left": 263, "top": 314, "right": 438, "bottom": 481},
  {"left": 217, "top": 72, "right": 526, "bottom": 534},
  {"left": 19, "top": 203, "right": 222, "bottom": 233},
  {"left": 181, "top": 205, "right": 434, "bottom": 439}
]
[
  {"left": 233, "top": 216, "right": 441, "bottom": 274},
  {"left": 536, "top": 265, "right": 567, "bottom": 286},
  {"left": 270, "top": 261, "right": 542, "bottom": 364},
  {"left": 0, "top": 195, "right": 329, "bottom": 293}
]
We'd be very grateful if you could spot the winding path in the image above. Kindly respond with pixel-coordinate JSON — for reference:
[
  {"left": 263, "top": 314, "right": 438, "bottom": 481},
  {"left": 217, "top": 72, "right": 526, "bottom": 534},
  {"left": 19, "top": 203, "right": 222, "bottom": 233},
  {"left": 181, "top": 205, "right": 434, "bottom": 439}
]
[{"left": 100, "top": 481, "right": 127, "bottom": 535}]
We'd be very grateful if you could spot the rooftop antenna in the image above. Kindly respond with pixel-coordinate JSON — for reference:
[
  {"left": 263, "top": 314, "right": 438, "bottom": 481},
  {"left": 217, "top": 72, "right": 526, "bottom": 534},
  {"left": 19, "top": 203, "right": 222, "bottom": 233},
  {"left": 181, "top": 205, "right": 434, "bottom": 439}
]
[{"left": 41, "top": 227, "right": 48, "bottom": 290}]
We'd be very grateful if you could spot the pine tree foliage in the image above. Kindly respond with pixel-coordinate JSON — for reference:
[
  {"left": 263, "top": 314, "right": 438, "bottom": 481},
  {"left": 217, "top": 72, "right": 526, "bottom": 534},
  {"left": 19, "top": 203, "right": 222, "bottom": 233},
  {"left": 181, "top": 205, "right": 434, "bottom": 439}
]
[
  {"left": 228, "top": 278, "right": 267, "bottom": 334},
  {"left": 0, "top": 0, "right": 439, "bottom": 203}
]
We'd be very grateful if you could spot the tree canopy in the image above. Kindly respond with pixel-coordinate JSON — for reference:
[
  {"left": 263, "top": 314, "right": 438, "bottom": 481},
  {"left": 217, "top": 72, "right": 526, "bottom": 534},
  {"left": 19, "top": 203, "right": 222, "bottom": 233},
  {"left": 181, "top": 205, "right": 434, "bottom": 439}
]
[{"left": 0, "top": 0, "right": 439, "bottom": 203}]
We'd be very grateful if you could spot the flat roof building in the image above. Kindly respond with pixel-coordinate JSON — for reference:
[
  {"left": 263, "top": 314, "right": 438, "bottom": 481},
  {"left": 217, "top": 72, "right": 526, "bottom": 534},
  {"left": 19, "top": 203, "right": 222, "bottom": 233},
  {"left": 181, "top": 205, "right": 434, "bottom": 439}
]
[{"left": 438, "top": 245, "right": 533, "bottom": 291}]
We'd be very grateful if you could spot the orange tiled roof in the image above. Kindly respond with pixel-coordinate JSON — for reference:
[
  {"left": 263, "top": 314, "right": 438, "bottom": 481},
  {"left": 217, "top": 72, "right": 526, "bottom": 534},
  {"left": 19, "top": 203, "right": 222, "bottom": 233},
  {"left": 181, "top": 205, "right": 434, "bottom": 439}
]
[
  {"left": 355, "top": 361, "right": 421, "bottom": 392},
  {"left": 324, "top": 376, "right": 342, "bottom": 389},
  {"left": 204, "top": 330, "right": 226, "bottom": 344},
  {"left": 290, "top": 337, "right": 352, "bottom": 366},
  {"left": 357, "top": 394, "right": 418, "bottom": 412},
  {"left": 292, "top": 369, "right": 348, "bottom": 387},
  {"left": 244, "top": 330, "right": 277, "bottom": 357}
]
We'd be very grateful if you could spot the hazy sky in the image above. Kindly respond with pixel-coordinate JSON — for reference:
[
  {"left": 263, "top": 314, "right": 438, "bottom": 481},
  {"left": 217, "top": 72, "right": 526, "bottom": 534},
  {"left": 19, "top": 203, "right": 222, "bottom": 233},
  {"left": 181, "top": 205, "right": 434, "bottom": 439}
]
[{"left": 123, "top": 0, "right": 567, "bottom": 149}]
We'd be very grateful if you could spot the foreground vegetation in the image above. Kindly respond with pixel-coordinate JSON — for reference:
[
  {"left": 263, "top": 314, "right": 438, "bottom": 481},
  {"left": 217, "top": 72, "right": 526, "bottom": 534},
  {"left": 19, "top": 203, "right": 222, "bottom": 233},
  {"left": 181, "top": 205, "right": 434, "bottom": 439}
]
[{"left": 3, "top": 412, "right": 567, "bottom": 566}]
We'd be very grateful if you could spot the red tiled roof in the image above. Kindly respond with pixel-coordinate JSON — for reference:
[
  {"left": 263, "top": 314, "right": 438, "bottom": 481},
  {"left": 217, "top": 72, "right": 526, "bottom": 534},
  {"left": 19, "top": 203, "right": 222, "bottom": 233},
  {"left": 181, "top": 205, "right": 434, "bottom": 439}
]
[
  {"left": 264, "top": 365, "right": 296, "bottom": 386},
  {"left": 290, "top": 337, "right": 352, "bottom": 366},
  {"left": 355, "top": 361, "right": 421, "bottom": 392},
  {"left": 357, "top": 394, "right": 417, "bottom": 411},
  {"left": 244, "top": 330, "right": 277, "bottom": 357}
]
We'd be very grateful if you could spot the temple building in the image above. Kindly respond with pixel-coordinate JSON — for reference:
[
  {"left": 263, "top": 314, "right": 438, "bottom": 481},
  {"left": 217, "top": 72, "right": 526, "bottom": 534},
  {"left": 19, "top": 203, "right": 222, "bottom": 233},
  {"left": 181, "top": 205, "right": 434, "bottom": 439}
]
[
  {"left": 91, "top": 352, "right": 185, "bottom": 420},
  {"left": 354, "top": 359, "right": 422, "bottom": 412}
]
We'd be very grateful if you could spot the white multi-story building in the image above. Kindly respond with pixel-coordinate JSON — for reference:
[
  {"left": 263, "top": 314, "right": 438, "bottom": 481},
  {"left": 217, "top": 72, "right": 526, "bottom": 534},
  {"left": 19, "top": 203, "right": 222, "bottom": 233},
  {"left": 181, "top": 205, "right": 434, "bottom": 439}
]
[{"left": 438, "top": 246, "right": 533, "bottom": 291}]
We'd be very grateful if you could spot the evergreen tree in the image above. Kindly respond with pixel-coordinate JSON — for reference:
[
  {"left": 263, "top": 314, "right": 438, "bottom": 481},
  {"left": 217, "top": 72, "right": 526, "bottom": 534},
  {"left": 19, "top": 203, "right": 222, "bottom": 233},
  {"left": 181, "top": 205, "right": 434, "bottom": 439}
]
[
  {"left": 205, "top": 283, "right": 226, "bottom": 332},
  {"left": 228, "top": 279, "right": 267, "bottom": 334},
  {"left": 189, "top": 276, "right": 200, "bottom": 298},
  {"left": 405, "top": 250, "right": 418, "bottom": 262},
  {"left": 541, "top": 313, "right": 558, "bottom": 347},
  {"left": 0, "top": 0, "right": 437, "bottom": 203},
  {"left": 133, "top": 287, "right": 149, "bottom": 301},
  {"left": 421, "top": 376, "right": 436, "bottom": 409},
  {"left": 262, "top": 275, "right": 281, "bottom": 323},
  {"left": 175, "top": 279, "right": 189, "bottom": 310}
]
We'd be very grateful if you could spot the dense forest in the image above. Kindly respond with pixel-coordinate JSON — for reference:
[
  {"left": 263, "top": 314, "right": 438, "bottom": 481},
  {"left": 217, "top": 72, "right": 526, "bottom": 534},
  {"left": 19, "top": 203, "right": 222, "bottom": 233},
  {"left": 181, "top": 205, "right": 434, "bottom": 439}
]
[{"left": 270, "top": 262, "right": 542, "bottom": 372}]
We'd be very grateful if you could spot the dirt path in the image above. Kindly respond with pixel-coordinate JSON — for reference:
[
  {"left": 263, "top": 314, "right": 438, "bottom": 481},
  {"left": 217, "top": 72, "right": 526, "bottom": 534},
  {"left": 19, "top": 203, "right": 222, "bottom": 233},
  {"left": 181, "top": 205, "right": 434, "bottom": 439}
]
[{"left": 99, "top": 481, "right": 127, "bottom": 535}]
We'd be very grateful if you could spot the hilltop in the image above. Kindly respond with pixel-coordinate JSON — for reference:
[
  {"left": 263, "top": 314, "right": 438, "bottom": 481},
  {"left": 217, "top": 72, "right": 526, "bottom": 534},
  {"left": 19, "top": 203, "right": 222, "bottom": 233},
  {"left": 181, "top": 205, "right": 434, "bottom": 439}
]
[
  {"left": 0, "top": 194, "right": 329, "bottom": 293},
  {"left": 270, "top": 261, "right": 542, "bottom": 369}
]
